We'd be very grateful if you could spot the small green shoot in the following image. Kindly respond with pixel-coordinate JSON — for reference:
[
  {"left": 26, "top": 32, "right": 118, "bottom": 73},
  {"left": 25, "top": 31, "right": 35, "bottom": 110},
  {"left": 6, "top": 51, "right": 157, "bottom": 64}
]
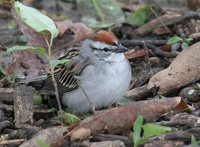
[
  {"left": 167, "top": 36, "right": 193, "bottom": 49},
  {"left": 33, "top": 91, "right": 43, "bottom": 105},
  {"left": 133, "top": 116, "right": 172, "bottom": 147},
  {"left": 133, "top": 116, "right": 148, "bottom": 147},
  {"left": 167, "top": 36, "right": 182, "bottom": 45},
  {"left": 181, "top": 42, "right": 189, "bottom": 49},
  {"left": 191, "top": 135, "right": 198, "bottom": 147},
  {"left": 133, "top": 116, "right": 144, "bottom": 146},
  {"left": 186, "top": 38, "right": 193, "bottom": 43},
  {"left": 61, "top": 112, "right": 81, "bottom": 125}
]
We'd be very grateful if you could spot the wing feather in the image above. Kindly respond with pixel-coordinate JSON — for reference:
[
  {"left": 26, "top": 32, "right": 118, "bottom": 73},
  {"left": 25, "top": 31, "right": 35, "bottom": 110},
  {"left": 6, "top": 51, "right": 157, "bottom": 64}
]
[{"left": 42, "top": 44, "right": 90, "bottom": 94}]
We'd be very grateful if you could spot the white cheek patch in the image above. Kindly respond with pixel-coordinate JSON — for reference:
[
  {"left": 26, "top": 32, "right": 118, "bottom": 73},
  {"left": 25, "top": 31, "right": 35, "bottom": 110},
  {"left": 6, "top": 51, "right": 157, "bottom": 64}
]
[{"left": 92, "top": 41, "right": 114, "bottom": 50}]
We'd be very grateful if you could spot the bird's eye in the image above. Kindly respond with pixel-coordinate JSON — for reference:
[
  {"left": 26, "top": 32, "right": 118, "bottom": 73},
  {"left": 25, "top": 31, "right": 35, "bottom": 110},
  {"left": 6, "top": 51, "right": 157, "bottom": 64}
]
[{"left": 103, "top": 47, "right": 109, "bottom": 52}]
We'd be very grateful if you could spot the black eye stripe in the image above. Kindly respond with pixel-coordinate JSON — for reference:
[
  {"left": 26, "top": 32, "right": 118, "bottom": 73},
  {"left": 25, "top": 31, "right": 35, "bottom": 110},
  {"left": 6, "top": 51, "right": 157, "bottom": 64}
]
[
  {"left": 103, "top": 47, "right": 109, "bottom": 52},
  {"left": 90, "top": 44, "right": 117, "bottom": 52}
]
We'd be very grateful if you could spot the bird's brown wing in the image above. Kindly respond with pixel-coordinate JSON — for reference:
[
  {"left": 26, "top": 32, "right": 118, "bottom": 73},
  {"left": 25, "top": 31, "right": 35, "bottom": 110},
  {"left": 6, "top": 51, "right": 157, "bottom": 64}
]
[
  {"left": 42, "top": 62, "right": 78, "bottom": 94},
  {"left": 42, "top": 45, "right": 90, "bottom": 95}
]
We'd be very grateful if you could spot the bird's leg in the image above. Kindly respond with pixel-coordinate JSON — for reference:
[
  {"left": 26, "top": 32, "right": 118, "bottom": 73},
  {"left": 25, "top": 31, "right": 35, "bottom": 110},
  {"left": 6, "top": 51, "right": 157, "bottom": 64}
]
[
  {"left": 79, "top": 84, "right": 96, "bottom": 115},
  {"left": 91, "top": 104, "right": 96, "bottom": 115}
]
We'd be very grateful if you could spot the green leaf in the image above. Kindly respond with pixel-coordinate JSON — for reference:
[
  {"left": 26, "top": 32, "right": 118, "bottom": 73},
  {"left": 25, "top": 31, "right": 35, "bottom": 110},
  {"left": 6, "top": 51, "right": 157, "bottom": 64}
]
[
  {"left": 143, "top": 123, "right": 172, "bottom": 137},
  {"left": 50, "top": 59, "right": 70, "bottom": 71},
  {"left": 76, "top": 0, "right": 125, "bottom": 28},
  {"left": 34, "top": 47, "right": 47, "bottom": 57},
  {"left": 7, "top": 45, "right": 47, "bottom": 57},
  {"left": 7, "top": 45, "right": 34, "bottom": 54},
  {"left": 181, "top": 42, "right": 189, "bottom": 49},
  {"left": 196, "top": 83, "right": 200, "bottom": 89},
  {"left": 167, "top": 36, "right": 182, "bottom": 45},
  {"left": 133, "top": 116, "right": 144, "bottom": 147},
  {"left": 62, "top": 112, "right": 81, "bottom": 125},
  {"left": 14, "top": 1, "right": 58, "bottom": 39},
  {"left": 48, "top": 107, "right": 56, "bottom": 113},
  {"left": 17, "top": 35, "right": 28, "bottom": 43},
  {"left": 191, "top": 135, "right": 198, "bottom": 147},
  {"left": 126, "top": 5, "right": 152, "bottom": 26},
  {"left": 186, "top": 37, "right": 193, "bottom": 43},
  {"left": 33, "top": 92, "right": 42, "bottom": 105}
]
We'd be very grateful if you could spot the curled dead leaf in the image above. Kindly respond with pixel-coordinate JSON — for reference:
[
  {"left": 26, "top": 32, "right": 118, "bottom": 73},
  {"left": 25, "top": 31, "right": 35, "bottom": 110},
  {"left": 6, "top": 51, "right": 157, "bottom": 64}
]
[{"left": 148, "top": 42, "right": 200, "bottom": 94}]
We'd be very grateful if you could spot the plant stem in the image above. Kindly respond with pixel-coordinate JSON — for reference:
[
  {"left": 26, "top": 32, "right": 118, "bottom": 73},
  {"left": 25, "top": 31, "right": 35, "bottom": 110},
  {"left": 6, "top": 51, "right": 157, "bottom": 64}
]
[
  {"left": 45, "top": 38, "right": 63, "bottom": 113},
  {"left": 91, "top": 0, "right": 105, "bottom": 23}
]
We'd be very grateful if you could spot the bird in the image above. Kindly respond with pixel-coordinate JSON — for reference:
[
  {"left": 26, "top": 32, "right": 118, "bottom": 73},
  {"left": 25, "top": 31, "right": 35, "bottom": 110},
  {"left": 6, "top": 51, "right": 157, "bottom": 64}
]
[{"left": 23, "top": 30, "right": 132, "bottom": 113}]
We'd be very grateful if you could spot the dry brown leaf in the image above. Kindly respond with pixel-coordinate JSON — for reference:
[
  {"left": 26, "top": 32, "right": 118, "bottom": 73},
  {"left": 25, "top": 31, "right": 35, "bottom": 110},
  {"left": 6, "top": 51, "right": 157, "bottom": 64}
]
[
  {"left": 6, "top": 50, "right": 49, "bottom": 78},
  {"left": 125, "top": 49, "right": 144, "bottom": 59},
  {"left": 148, "top": 42, "right": 200, "bottom": 94},
  {"left": 68, "top": 97, "right": 188, "bottom": 141}
]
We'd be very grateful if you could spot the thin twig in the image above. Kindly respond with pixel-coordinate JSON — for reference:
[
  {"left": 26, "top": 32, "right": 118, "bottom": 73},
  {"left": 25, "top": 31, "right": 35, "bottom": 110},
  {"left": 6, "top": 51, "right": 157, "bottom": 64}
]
[
  {"left": 121, "top": 39, "right": 167, "bottom": 46},
  {"left": 149, "top": 6, "right": 171, "bottom": 34},
  {"left": 122, "top": 39, "right": 178, "bottom": 58},
  {"left": 145, "top": 43, "right": 178, "bottom": 57},
  {"left": 142, "top": 41, "right": 153, "bottom": 75}
]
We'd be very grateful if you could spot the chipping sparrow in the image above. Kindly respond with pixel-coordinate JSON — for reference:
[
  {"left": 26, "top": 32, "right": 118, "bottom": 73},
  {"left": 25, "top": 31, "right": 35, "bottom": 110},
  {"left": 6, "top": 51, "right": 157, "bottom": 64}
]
[{"left": 33, "top": 30, "right": 131, "bottom": 113}]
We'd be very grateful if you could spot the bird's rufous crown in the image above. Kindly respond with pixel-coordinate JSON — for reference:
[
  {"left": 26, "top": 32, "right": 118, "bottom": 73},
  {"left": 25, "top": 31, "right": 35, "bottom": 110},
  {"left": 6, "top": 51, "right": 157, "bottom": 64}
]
[{"left": 94, "top": 30, "right": 118, "bottom": 45}]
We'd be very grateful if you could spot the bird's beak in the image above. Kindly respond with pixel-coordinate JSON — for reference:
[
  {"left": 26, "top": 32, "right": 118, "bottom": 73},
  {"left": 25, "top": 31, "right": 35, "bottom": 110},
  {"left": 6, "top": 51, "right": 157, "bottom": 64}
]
[{"left": 116, "top": 44, "right": 128, "bottom": 53}]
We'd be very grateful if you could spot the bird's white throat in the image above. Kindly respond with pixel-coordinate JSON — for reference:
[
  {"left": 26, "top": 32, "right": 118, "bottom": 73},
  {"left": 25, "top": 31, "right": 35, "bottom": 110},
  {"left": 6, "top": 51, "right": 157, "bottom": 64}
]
[{"left": 104, "top": 53, "right": 126, "bottom": 62}]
